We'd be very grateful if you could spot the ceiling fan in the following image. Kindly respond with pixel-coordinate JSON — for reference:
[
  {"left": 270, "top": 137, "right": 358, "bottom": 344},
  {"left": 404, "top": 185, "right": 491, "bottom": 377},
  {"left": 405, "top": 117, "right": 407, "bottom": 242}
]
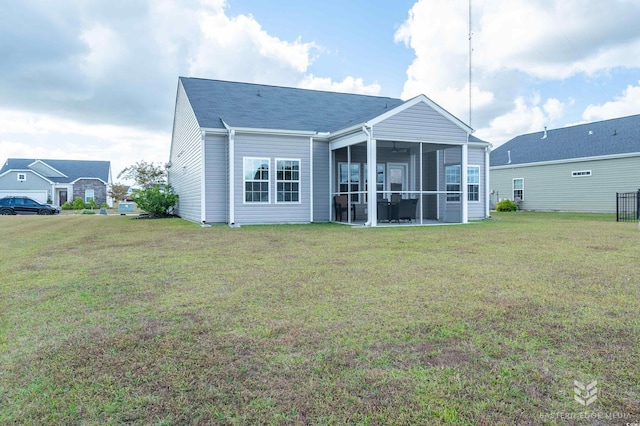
[{"left": 392, "top": 142, "right": 409, "bottom": 154}]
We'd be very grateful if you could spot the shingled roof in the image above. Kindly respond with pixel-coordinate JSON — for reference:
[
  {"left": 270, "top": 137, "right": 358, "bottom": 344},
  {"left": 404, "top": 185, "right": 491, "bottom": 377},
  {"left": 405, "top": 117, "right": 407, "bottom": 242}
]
[
  {"left": 0, "top": 159, "right": 111, "bottom": 183},
  {"left": 490, "top": 114, "right": 640, "bottom": 167},
  {"left": 179, "top": 77, "right": 407, "bottom": 133}
]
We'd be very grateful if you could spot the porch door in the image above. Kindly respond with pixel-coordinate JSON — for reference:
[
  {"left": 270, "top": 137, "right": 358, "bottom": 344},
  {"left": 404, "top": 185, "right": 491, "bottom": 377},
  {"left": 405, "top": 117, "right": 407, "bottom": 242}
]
[
  {"left": 59, "top": 190, "right": 67, "bottom": 205},
  {"left": 387, "top": 163, "right": 408, "bottom": 198}
]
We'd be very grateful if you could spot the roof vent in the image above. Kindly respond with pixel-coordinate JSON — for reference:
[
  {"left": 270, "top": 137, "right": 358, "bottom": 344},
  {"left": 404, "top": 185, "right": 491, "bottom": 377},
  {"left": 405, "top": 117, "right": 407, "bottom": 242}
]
[
  {"left": 256, "top": 91, "right": 262, "bottom": 97},
  {"left": 588, "top": 130, "right": 593, "bottom": 135},
  {"left": 613, "top": 129, "right": 617, "bottom": 136},
  {"left": 541, "top": 126, "right": 547, "bottom": 139},
  {"left": 507, "top": 150, "right": 512, "bottom": 164}
]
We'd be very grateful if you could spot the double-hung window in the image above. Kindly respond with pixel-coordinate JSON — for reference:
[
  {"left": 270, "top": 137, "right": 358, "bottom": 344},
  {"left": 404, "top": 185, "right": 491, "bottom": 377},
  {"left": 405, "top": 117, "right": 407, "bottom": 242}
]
[
  {"left": 445, "top": 165, "right": 461, "bottom": 202},
  {"left": 513, "top": 178, "right": 524, "bottom": 201},
  {"left": 467, "top": 166, "right": 480, "bottom": 202},
  {"left": 85, "top": 189, "right": 95, "bottom": 204},
  {"left": 244, "top": 158, "right": 270, "bottom": 203},
  {"left": 276, "top": 159, "right": 300, "bottom": 203}
]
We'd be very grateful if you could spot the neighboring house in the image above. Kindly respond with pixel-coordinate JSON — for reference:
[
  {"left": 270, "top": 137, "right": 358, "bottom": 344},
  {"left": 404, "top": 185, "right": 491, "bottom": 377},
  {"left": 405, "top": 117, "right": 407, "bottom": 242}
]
[
  {"left": 0, "top": 159, "right": 113, "bottom": 207},
  {"left": 168, "top": 77, "right": 491, "bottom": 226},
  {"left": 490, "top": 114, "right": 640, "bottom": 212}
]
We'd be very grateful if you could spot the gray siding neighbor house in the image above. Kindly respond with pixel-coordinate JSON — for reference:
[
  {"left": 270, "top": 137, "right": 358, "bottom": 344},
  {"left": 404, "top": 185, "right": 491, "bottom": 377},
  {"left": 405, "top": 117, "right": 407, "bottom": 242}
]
[
  {"left": 490, "top": 114, "right": 640, "bottom": 213},
  {"left": 168, "top": 77, "right": 491, "bottom": 226},
  {"left": 0, "top": 159, "right": 113, "bottom": 207}
]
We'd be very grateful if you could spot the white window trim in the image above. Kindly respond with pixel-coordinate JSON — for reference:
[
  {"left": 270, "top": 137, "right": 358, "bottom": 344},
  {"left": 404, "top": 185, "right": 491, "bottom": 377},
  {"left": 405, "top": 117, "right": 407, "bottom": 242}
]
[
  {"left": 17, "top": 173, "right": 26, "bottom": 182},
  {"left": 275, "top": 158, "right": 301, "bottom": 204},
  {"left": 243, "top": 157, "right": 271, "bottom": 204},
  {"left": 513, "top": 178, "right": 524, "bottom": 201},
  {"left": 85, "top": 189, "right": 95, "bottom": 204},
  {"left": 571, "top": 170, "right": 592, "bottom": 177},
  {"left": 467, "top": 165, "right": 481, "bottom": 203}
]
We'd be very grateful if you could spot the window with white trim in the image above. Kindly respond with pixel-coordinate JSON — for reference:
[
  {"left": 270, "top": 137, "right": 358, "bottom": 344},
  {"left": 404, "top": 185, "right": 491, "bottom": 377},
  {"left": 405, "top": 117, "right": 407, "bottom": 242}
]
[
  {"left": 85, "top": 189, "right": 95, "bottom": 203},
  {"left": 276, "top": 159, "right": 300, "bottom": 203},
  {"left": 467, "top": 166, "right": 480, "bottom": 202},
  {"left": 513, "top": 178, "right": 524, "bottom": 200},
  {"left": 364, "top": 164, "right": 385, "bottom": 201},
  {"left": 445, "top": 165, "right": 461, "bottom": 202},
  {"left": 572, "top": 170, "right": 592, "bottom": 177},
  {"left": 338, "top": 162, "right": 360, "bottom": 203},
  {"left": 17, "top": 173, "right": 26, "bottom": 182},
  {"left": 244, "top": 158, "right": 270, "bottom": 203}
]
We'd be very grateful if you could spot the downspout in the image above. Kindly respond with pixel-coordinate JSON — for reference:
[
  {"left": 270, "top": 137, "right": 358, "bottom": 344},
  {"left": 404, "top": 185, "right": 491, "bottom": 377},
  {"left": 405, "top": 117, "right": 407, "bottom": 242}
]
[
  {"left": 222, "top": 120, "right": 235, "bottom": 225},
  {"left": 200, "top": 130, "right": 207, "bottom": 224},
  {"left": 362, "top": 125, "right": 375, "bottom": 227},
  {"left": 309, "top": 136, "right": 314, "bottom": 222},
  {"left": 485, "top": 145, "right": 491, "bottom": 218}
]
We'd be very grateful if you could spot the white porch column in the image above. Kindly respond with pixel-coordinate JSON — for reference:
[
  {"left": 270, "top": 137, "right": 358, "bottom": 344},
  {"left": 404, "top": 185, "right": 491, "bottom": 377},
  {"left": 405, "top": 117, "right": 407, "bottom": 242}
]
[
  {"left": 368, "top": 137, "right": 377, "bottom": 226},
  {"left": 461, "top": 142, "right": 468, "bottom": 224}
]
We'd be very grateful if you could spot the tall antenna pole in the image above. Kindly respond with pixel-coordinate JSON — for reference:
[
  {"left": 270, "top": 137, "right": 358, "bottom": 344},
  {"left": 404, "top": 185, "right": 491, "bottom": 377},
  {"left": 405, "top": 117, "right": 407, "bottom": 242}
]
[{"left": 468, "top": 0, "right": 472, "bottom": 127}]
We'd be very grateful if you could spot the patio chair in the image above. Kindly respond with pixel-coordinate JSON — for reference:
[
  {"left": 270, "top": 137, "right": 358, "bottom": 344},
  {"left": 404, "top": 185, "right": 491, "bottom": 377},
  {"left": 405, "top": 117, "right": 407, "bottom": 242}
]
[
  {"left": 399, "top": 198, "right": 418, "bottom": 222},
  {"left": 377, "top": 200, "right": 390, "bottom": 222},
  {"left": 334, "top": 195, "right": 356, "bottom": 221}
]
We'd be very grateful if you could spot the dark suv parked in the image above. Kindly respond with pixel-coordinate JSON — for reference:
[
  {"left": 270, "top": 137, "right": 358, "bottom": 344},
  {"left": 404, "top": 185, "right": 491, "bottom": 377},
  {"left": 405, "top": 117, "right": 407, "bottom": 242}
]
[{"left": 0, "top": 196, "right": 61, "bottom": 215}]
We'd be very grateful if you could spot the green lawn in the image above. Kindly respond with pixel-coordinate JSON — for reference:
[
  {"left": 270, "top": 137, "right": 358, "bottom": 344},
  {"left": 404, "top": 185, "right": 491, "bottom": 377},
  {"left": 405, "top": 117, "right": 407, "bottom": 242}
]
[{"left": 0, "top": 213, "right": 638, "bottom": 425}]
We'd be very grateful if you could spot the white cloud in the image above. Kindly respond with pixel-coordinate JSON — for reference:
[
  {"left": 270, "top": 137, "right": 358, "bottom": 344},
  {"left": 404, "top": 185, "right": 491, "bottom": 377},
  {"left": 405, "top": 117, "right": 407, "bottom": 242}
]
[
  {"left": 396, "top": 0, "right": 640, "bottom": 132},
  {"left": 582, "top": 81, "right": 640, "bottom": 121},
  {"left": 0, "top": 109, "right": 168, "bottom": 180},
  {"left": 474, "top": 96, "right": 566, "bottom": 145}
]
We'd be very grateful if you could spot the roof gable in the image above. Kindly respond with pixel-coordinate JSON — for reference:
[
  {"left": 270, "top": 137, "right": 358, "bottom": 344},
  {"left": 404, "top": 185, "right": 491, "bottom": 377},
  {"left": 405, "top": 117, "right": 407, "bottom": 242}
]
[
  {"left": 0, "top": 159, "right": 111, "bottom": 183},
  {"left": 179, "top": 77, "right": 405, "bottom": 133},
  {"left": 490, "top": 114, "right": 640, "bottom": 167}
]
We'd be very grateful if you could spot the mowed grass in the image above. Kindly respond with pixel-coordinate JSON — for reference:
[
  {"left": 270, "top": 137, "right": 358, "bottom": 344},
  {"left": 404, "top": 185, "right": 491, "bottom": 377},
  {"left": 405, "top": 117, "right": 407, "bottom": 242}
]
[{"left": 0, "top": 213, "right": 638, "bottom": 425}]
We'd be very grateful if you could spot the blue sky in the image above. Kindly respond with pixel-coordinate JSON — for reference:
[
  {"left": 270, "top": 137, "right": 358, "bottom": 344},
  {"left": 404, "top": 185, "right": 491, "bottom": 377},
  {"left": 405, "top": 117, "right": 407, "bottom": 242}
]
[{"left": 1, "top": 0, "right": 639, "bottom": 180}]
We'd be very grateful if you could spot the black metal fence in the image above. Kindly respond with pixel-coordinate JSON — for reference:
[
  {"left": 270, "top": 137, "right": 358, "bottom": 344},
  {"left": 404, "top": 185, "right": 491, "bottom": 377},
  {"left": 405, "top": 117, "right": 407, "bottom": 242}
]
[{"left": 616, "top": 190, "right": 640, "bottom": 222}]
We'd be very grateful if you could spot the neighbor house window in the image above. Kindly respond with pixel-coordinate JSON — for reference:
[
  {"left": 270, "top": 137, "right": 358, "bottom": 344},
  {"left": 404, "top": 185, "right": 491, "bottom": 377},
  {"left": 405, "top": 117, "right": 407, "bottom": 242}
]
[
  {"left": 276, "top": 159, "right": 300, "bottom": 203},
  {"left": 467, "top": 166, "right": 480, "bottom": 202},
  {"left": 85, "top": 189, "right": 95, "bottom": 203},
  {"left": 445, "top": 165, "right": 461, "bottom": 202},
  {"left": 513, "top": 178, "right": 524, "bottom": 200},
  {"left": 244, "top": 158, "right": 270, "bottom": 203},
  {"left": 572, "top": 170, "right": 592, "bottom": 177},
  {"left": 339, "top": 162, "right": 360, "bottom": 203},
  {"left": 17, "top": 173, "right": 26, "bottom": 182}
]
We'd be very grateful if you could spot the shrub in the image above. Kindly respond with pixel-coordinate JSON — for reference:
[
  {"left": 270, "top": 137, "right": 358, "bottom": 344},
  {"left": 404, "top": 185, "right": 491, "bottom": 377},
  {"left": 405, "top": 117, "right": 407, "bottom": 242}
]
[
  {"left": 72, "top": 197, "right": 86, "bottom": 210},
  {"left": 131, "top": 184, "right": 179, "bottom": 218},
  {"left": 87, "top": 199, "right": 98, "bottom": 209},
  {"left": 100, "top": 202, "right": 108, "bottom": 209},
  {"left": 61, "top": 201, "right": 72, "bottom": 210},
  {"left": 81, "top": 209, "right": 96, "bottom": 215},
  {"left": 496, "top": 199, "right": 518, "bottom": 212}
]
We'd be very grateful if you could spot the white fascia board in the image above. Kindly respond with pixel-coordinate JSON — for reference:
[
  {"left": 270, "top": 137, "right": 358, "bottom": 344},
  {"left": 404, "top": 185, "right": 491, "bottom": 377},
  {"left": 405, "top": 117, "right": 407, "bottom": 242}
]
[
  {"left": 201, "top": 127, "right": 230, "bottom": 134},
  {"left": 329, "top": 131, "right": 367, "bottom": 150},
  {"left": 327, "top": 122, "right": 367, "bottom": 139},
  {"left": 468, "top": 141, "right": 492, "bottom": 149},
  {"left": 0, "top": 168, "right": 55, "bottom": 183},
  {"left": 70, "top": 177, "right": 108, "bottom": 185},
  {"left": 367, "top": 94, "right": 474, "bottom": 134},
  {"left": 490, "top": 151, "right": 640, "bottom": 170}
]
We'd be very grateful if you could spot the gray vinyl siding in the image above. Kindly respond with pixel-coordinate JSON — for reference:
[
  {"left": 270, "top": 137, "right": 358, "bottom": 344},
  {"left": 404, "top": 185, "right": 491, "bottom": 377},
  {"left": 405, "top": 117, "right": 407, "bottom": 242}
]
[
  {"left": 373, "top": 102, "right": 468, "bottom": 143},
  {"left": 313, "top": 139, "right": 330, "bottom": 221},
  {"left": 467, "top": 146, "right": 486, "bottom": 220},
  {"left": 168, "top": 81, "right": 203, "bottom": 223},
  {"left": 491, "top": 155, "right": 640, "bottom": 213},
  {"left": 234, "top": 133, "right": 311, "bottom": 224},
  {"left": 0, "top": 170, "right": 50, "bottom": 192},
  {"left": 203, "top": 134, "right": 228, "bottom": 223}
]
